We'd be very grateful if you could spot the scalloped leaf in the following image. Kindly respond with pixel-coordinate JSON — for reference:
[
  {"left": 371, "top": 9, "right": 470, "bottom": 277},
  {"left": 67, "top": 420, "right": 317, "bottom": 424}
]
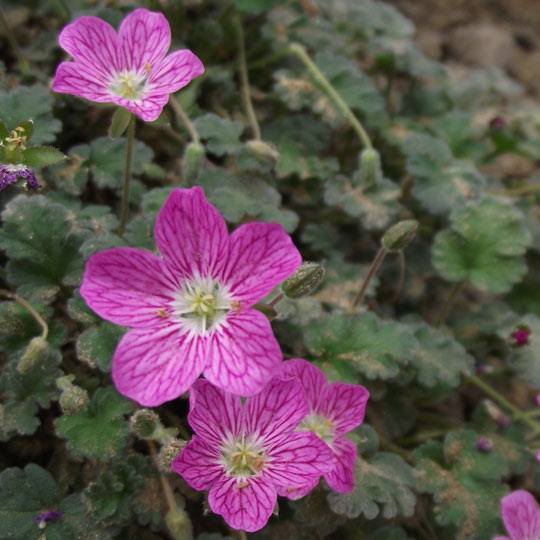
[
  {"left": 76, "top": 323, "right": 127, "bottom": 373},
  {"left": 193, "top": 113, "right": 243, "bottom": 156}
]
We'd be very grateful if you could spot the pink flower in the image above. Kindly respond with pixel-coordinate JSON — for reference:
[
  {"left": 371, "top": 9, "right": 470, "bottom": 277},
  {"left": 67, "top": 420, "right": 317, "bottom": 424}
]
[
  {"left": 279, "top": 358, "right": 369, "bottom": 496},
  {"left": 512, "top": 327, "right": 531, "bottom": 347},
  {"left": 493, "top": 490, "right": 540, "bottom": 540},
  {"left": 171, "top": 377, "right": 333, "bottom": 532},
  {"left": 52, "top": 8, "right": 204, "bottom": 121},
  {"left": 80, "top": 187, "right": 301, "bottom": 406}
]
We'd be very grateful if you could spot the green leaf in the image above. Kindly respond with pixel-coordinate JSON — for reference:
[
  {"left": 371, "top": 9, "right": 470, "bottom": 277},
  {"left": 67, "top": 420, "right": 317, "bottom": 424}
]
[
  {"left": 328, "top": 451, "right": 416, "bottom": 520},
  {"left": 304, "top": 312, "right": 417, "bottom": 380},
  {"left": 403, "top": 133, "right": 486, "bottom": 215},
  {"left": 0, "top": 400, "right": 40, "bottom": 438},
  {"left": 76, "top": 323, "right": 127, "bottom": 372},
  {"left": 0, "top": 85, "right": 61, "bottom": 144},
  {"left": 291, "top": 488, "right": 345, "bottom": 536},
  {"left": 21, "top": 146, "right": 66, "bottom": 167},
  {"left": 55, "top": 386, "right": 132, "bottom": 462},
  {"left": 108, "top": 107, "right": 132, "bottom": 139},
  {"left": 0, "top": 118, "right": 8, "bottom": 140},
  {"left": 432, "top": 197, "right": 531, "bottom": 293},
  {"left": 67, "top": 290, "right": 100, "bottom": 325},
  {"left": 193, "top": 113, "right": 243, "bottom": 156}
]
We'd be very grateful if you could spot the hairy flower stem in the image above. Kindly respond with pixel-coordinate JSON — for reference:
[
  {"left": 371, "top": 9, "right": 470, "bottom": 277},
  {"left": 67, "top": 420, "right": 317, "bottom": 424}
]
[
  {"left": 0, "top": 7, "right": 30, "bottom": 78},
  {"left": 169, "top": 95, "right": 200, "bottom": 144},
  {"left": 147, "top": 440, "right": 180, "bottom": 515},
  {"left": 118, "top": 114, "right": 135, "bottom": 236},
  {"left": 233, "top": 17, "right": 261, "bottom": 140},
  {"left": 268, "top": 292, "right": 284, "bottom": 307},
  {"left": 351, "top": 247, "right": 387, "bottom": 310},
  {"left": 466, "top": 374, "right": 540, "bottom": 434},
  {"left": 288, "top": 42, "right": 373, "bottom": 150},
  {"left": 434, "top": 280, "right": 464, "bottom": 328},
  {"left": 0, "top": 289, "right": 48, "bottom": 341}
]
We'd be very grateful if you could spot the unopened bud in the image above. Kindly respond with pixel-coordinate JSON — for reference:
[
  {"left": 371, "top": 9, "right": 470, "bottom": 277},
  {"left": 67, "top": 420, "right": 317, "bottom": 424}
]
[
  {"left": 381, "top": 220, "right": 418, "bottom": 252},
  {"left": 159, "top": 438, "right": 188, "bottom": 472},
  {"left": 359, "top": 148, "right": 383, "bottom": 186},
  {"left": 181, "top": 142, "right": 205, "bottom": 183},
  {"left": 246, "top": 139, "right": 279, "bottom": 162},
  {"left": 282, "top": 262, "right": 325, "bottom": 298},
  {"left": 130, "top": 409, "right": 160, "bottom": 439},
  {"left": 17, "top": 337, "right": 47, "bottom": 373},
  {"left": 59, "top": 385, "right": 89, "bottom": 416},
  {"left": 165, "top": 507, "right": 193, "bottom": 540}
]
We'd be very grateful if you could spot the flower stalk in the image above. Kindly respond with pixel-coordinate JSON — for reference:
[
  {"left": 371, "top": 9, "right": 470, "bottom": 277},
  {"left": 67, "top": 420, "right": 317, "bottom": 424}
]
[
  {"left": 351, "top": 247, "right": 387, "bottom": 309},
  {"left": 434, "top": 280, "right": 464, "bottom": 327},
  {"left": 169, "top": 95, "right": 200, "bottom": 145},
  {"left": 118, "top": 113, "right": 135, "bottom": 236}
]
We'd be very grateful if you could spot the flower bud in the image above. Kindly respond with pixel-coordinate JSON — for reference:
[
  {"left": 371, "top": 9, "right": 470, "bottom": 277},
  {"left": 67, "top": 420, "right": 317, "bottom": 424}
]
[
  {"left": 381, "top": 220, "right": 419, "bottom": 252},
  {"left": 511, "top": 326, "right": 531, "bottom": 347},
  {"left": 246, "top": 139, "right": 279, "bottom": 163},
  {"left": 181, "top": 142, "right": 205, "bottom": 183},
  {"left": 17, "top": 336, "right": 47, "bottom": 374},
  {"left": 159, "top": 438, "right": 188, "bottom": 472},
  {"left": 359, "top": 148, "right": 383, "bottom": 186},
  {"left": 130, "top": 409, "right": 160, "bottom": 439},
  {"left": 165, "top": 507, "right": 193, "bottom": 540},
  {"left": 59, "top": 385, "right": 89, "bottom": 416},
  {"left": 282, "top": 262, "right": 325, "bottom": 299}
]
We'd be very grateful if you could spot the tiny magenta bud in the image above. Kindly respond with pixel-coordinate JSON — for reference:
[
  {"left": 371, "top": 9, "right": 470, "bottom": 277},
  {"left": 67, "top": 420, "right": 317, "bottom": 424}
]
[
  {"left": 282, "top": 261, "right": 325, "bottom": 298},
  {"left": 181, "top": 142, "right": 205, "bottom": 183},
  {"left": 359, "top": 148, "right": 383, "bottom": 186},
  {"left": 59, "top": 385, "right": 89, "bottom": 416},
  {"left": 381, "top": 219, "right": 419, "bottom": 252},
  {"left": 489, "top": 116, "right": 506, "bottom": 129},
  {"left": 130, "top": 409, "right": 160, "bottom": 439},
  {"left": 511, "top": 326, "right": 531, "bottom": 347}
]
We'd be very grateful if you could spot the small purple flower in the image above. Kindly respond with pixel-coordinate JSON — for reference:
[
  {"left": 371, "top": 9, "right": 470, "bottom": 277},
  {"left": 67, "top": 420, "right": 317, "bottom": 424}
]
[
  {"left": 512, "top": 327, "right": 531, "bottom": 347},
  {"left": 493, "top": 490, "right": 540, "bottom": 540},
  {"left": 0, "top": 164, "right": 40, "bottom": 191},
  {"left": 279, "top": 359, "right": 369, "bottom": 496},
  {"left": 35, "top": 510, "right": 63, "bottom": 528},
  {"left": 476, "top": 436, "right": 493, "bottom": 452},
  {"left": 80, "top": 187, "right": 302, "bottom": 406},
  {"left": 490, "top": 116, "right": 506, "bottom": 129},
  {"left": 171, "top": 377, "right": 332, "bottom": 532},
  {"left": 52, "top": 8, "right": 204, "bottom": 121}
]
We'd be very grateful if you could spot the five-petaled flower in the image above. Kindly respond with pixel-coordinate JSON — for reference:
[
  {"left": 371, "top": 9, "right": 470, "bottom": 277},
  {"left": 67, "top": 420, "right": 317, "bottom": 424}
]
[
  {"left": 171, "top": 377, "right": 333, "bottom": 532},
  {"left": 493, "top": 490, "right": 540, "bottom": 540},
  {"left": 80, "top": 187, "right": 302, "bottom": 406},
  {"left": 280, "top": 358, "right": 369, "bottom": 496},
  {"left": 52, "top": 8, "right": 204, "bottom": 121}
]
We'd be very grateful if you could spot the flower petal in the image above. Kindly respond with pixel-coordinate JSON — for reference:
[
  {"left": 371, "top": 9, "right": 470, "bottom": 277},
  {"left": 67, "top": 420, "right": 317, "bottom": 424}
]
[
  {"left": 154, "top": 187, "right": 229, "bottom": 280},
  {"left": 265, "top": 431, "right": 332, "bottom": 490},
  {"left": 52, "top": 62, "right": 111, "bottom": 101},
  {"left": 320, "top": 382, "right": 370, "bottom": 437},
  {"left": 204, "top": 309, "right": 282, "bottom": 396},
  {"left": 208, "top": 474, "right": 277, "bottom": 533},
  {"left": 501, "top": 490, "right": 540, "bottom": 540},
  {"left": 117, "top": 8, "right": 171, "bottom": 71},
  {"left": 112, "top": 327, "right": 206, "bottom": 406},
  {"left": 58, "top": 16, "right": 121, "bottom": 76},
  {"left": 222, "top": 222, "right": 302, "bottom": 308},
  {"left": 148, "top": 49, "right": 204, "bottom": 94},
  {"left": 275, "top": 478, "right": 318, "bottom": 500},
  {"left": 110, "top": 94, "right": 170, "bottom": 122},
  {"left": 325, "top": 437, "right": 356, "bottom": 493},
  {"left": 187, "top": 380, "right": 242, "bottom": 445},
  {"left": 243, "top": 377, "right": 307, "bottom": 447},
  {"left": 171, "top": 436, "right": 223, "bottom": 490},
  {"left": 280, "top": 358, "right": 327, "bottom": 410},
  {"left": 80, "top": 247, "right": 177, "bottom": 328}
]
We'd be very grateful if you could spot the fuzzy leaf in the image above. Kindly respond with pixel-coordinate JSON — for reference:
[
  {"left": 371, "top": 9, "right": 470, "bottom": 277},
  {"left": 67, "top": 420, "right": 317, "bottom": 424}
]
[
  {"left": 291, "top": 488, "right": 345, "bottom": 535},
  {"left": 193, "top": 113, "right": 243, "bottom": 156},
  {"left": 21, "top": 146, "right": 66, "bottom": 167},
  {"left": 76, "top": 323, "right": 127, "bottom": 372}
]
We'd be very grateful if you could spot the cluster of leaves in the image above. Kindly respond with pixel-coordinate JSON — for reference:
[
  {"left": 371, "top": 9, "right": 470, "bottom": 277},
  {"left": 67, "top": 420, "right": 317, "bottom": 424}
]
[{"left": 1, "top": 0, "right": 540, "bottom": 539}]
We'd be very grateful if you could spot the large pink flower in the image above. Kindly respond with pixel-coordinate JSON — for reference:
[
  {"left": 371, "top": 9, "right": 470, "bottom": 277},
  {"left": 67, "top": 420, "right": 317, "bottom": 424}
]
[
  {"left": 279, "top": 358, "right": 369, "bottom": 497},
  {"left": 493, "top": 490, "right": 540, "bottom": 540},
  {"left": 80, "top": 187, "right": 302, "bottom": 406},
  {"left": 171, "top": 377, "right": 332, "bottom": 532},
  {"left": 52, "top": 8, "right": 204, "bottom": 121}
]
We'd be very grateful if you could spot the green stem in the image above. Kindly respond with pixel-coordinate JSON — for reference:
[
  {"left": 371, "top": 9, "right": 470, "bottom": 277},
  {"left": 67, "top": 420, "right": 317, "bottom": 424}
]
[
  {"left": 118, "top": 114, "right": 135, "bottom": 236},
  {"left": 397, "top": 429, "right": 450, "bottom": 446},
  {"left": 466, "top": 374, "right": 540, "bottom": 433},
  {"left": 488, "top": 183, "right": 540, "bottom": 197},
  {"left": 169, "top": 95, "right": 200, "bottom": 144},
  {"left": 434, "top": 280, "right": 464, "bottom": 327},
  {"left": 268, "top": 292, "right": 284, "bottom": 308},
  {"left": 351, "top": 247, "right": 387, "bottom": 309},
  {"left": 0, "top": 289, "right": 48, "bottom": 341},
  {"left": 147, "top": 441, "right": 179, "bottom": 513},
  {"left": 287, "top": 42, "right": 373, "bottom": 149},
  {"left": 233, "top": 17, "right": 261, "bottom": 140},
  {"left": 0, "top": 7, "right": 30, "bottom": 77},
  {"left": 248, "top": 47, "right": 291, "bottom": 70}
]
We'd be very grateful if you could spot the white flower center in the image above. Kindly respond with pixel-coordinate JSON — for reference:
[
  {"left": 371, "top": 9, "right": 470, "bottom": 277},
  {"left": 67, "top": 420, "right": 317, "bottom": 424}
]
[
  {"left": 109, "top": 67, "right": 150, "bottom": 100},
  {"left": 299, "top": 412, "right": 335, "bottom": 444},
  {"left": 221, "top": 434, "right": 266, "bottom": 480},
  {"left": 170, "top": 276, "right": 232, "bottom": 337}
]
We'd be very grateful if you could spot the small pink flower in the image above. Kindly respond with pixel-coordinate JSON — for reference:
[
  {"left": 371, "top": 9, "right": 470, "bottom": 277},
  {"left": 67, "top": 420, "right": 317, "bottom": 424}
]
[
  {"left": 512, "top": 327, "right": 531, "bottom": 347},
  {"left": 279, "top": 358, "right": 369, "bottom": 496},
  {"left": 171, "top": 377, "right": 333, "bottom": 532},
  {"left": 80, "top": 187, "right": 302, "bottom": 406},
  {"left": 52, "top": 8, "right": 204, "bottom": 121},
  {"left": 493, "top": 490, "right": 540, "bottom": 540}
]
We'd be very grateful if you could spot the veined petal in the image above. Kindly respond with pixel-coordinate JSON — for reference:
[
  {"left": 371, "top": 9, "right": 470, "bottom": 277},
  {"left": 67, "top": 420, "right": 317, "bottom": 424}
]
[
  {"left": 203, "top": 309, "right": 282, "bottom": 396},
  {"left": 148, "top": 49, "right": 204, "bottom": 94},
  {"left": 171, "top": 436, "right": 223, "bottom": 490},
  {"left": 110, "top": 94, "right": 170, "bottom": 122},
  {"left": 52, "top": 62, "right": 111, "bottom": 101},
  {"left": 188, "top": 380, "right": 242, "bottom": 445},
  {"left": 118, "top": 8, "right": 171, "bottom": 71},
  {"left": 501, "top": 490, "right": 540, "bottom": 540},
  {"left": 320, "top": 383, "right": 370, "bottom": 437},
  {"left": 243, "top": 378, "right": 307, "bottom": 447},
  {"left": 325, "top": 437, "right": 356, "bottom": 493},
  {"left": 80, "top": 247, "right": 177, "bottom": 328},
  {"left": 58, "top": 16, "right": 121, "bottom": 75},
  {"left": 112, "top": 327, "right": 206, "bottom": 406},
  {"left": 275, "top": 478, "right": 318, "bottom": 500},
  {"left": 208, "top": 475, "right": 276, "bottom": 533},
  {"left": 222, "top": 222, "right": 302, "bottom": 308},
  {"left": 280, "top": 358, "right": 327, "bottom": 410},
  {"left": 265, "top": 431, "right": 332, "bottom": 488},
  {"left": 154, "top": 187, "right": 229, "bottom": 280}
]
